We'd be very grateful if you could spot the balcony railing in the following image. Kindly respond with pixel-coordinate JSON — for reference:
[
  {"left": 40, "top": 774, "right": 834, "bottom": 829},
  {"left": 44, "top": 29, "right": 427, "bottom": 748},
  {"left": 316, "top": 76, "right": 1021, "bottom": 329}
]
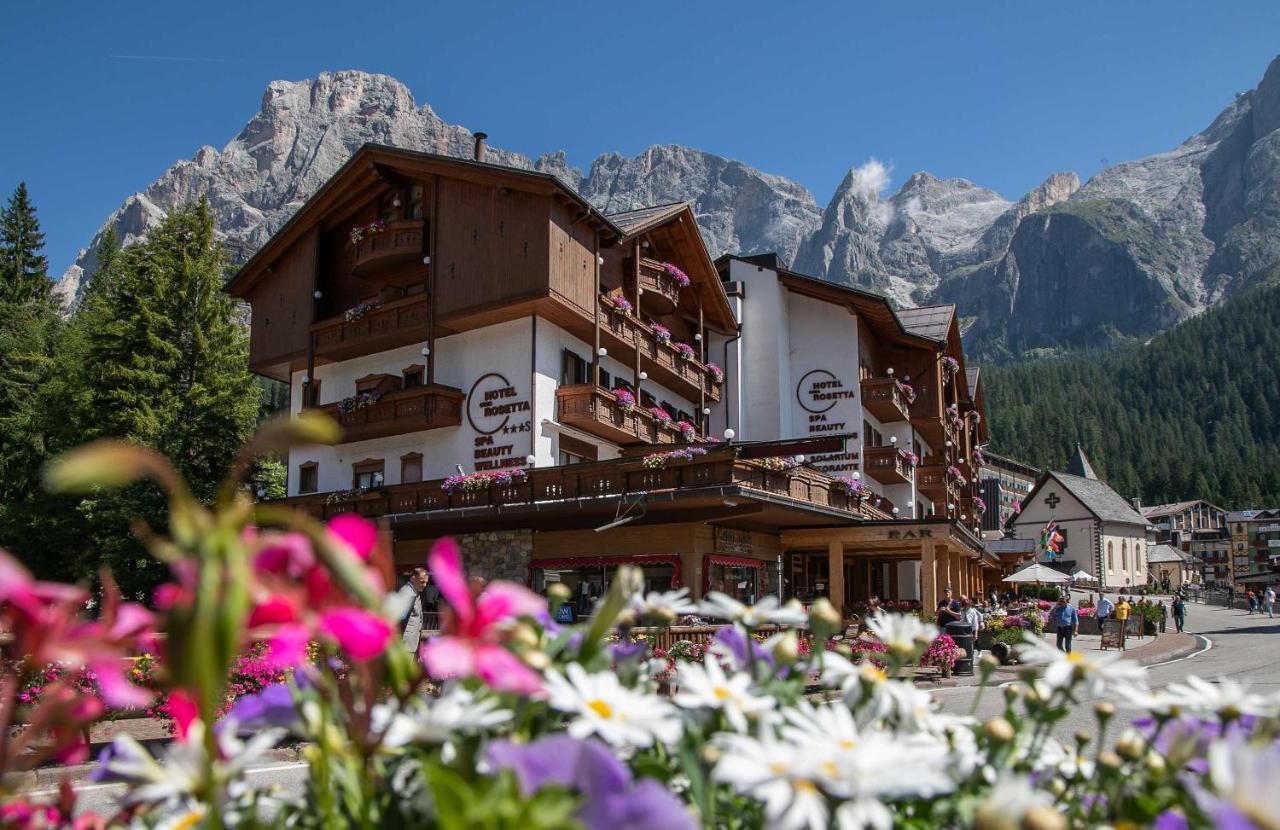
[
  {"left": 281, "top": 446, "right": 880, "bottom": 521},
  {"left": 555, "top": 384, "right": 699, "bottom": 446},
  {"left": 352, "top": 219, "right": 426, "bottom": 279},
  {"left": 317, "top": 384, "right": 464, "bottom": 443},
  {"left": 311, "top": 295, "right": 429, "bottom": 363},
  {"left": 863, "top": 445, "right": 913, "bottom": 484},
  {"left": 917, "top": 464, "right": 962, "bottom": 503},
  {"left": 624, "top": 258, "right": 683, "bottom": 313},
  {"left": 598, "top": 296, "right": 723, "bottom": 404},
  {"left": 860, "top": 377, "right": 911, "bottom": 423}
]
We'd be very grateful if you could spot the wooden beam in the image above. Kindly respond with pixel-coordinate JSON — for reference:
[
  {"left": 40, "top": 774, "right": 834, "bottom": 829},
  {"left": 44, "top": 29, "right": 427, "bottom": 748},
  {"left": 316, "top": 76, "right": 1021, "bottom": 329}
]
[
  {"left": 921, "top": 540, "right": 937, "bottom": 618},
  {"left": 828, "top": 541, "right": 845, "bottom": 615}
]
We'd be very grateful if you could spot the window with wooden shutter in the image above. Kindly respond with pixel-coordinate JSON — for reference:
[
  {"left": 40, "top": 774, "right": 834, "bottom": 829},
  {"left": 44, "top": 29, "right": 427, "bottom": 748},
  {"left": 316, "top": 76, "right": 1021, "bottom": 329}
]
[
  {"left": 299, "top": 462, "right": 318, "bottom": 494},
  {"left": 401, "top": 453, "right": 423, "bottom": 484}
]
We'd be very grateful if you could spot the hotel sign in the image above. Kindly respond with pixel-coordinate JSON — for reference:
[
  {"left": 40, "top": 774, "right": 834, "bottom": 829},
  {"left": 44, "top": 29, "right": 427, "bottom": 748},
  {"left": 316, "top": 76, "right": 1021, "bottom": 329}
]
[
  {"left": 795, "top": 369, "right": 859, "bottom": 473},
  {"left": 467, "top": 372, "right": 531, "bottom": 471}
]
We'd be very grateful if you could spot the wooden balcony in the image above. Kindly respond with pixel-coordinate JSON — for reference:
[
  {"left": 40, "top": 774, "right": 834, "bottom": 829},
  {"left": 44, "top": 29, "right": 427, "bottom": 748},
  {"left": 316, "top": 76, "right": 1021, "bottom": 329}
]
[
  {"left": 317, "top": 384, "right": 463, "bottom": 443},
  {"left": 598, "top": 296, "right": 723, "bottom": 404},
  {"left": 311, "top": 295, "right": 428, "bottom": 363},
  {"left": 556, "top": 384, "right": 698, "bottom": 445},
  {"left": 909, "top": 400, "right": 959, "bottom": 453},
  {"left": 860, "top": 377, "right": 911, "bottom": 423},
  {"left": 281, "top": 445, "right": 871, "bottom": 521},
  {"left": 624, "top": 258, "right": 683, "bottom": 313},
  {"left": 917, "top": 464, "right": 961, "bottom": 504},
  {"left": 352, "top": 219, "right": 426, "bottom": 279},
  {"left": 863, "top": 445, "right": 913, "bottom": 484}
]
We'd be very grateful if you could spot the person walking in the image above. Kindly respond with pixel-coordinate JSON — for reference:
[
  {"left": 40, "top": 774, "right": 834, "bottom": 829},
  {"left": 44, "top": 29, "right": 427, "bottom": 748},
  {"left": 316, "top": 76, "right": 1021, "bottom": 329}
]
[
  {"left": 1096, "top": 594, "right": 1114, "bottom": 625},
  {"left": 1053, "top": 596, "right": 1080, "bottom": 653},
  {"left": 961, "top": 597, "right": 984, "bottom": 658},
  {"left": 1172, "top": 594, "right": 1186, "bottom": 633},
  {"left": 1266, "top": 586, "right": 1277, "bottom": 619},
  {"left": 1114, "top": 596, "right": 1131, "bottom": 650},
  {"left": 393, "top": 567, "right": 431, "bottom": 653},
  {"left": 1248, "top": 590, "right": 1258, "bottom": 615}
]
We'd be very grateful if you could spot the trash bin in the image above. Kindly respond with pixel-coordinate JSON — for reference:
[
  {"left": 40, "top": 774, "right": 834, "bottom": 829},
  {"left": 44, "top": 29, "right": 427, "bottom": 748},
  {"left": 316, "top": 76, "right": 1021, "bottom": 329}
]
[{"left": 946, "top": 621, "right": 975, "bottom": 676}]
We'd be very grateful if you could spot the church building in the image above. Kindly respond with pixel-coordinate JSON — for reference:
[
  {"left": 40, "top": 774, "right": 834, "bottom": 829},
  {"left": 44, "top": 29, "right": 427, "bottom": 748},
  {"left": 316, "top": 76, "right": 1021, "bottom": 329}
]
[{"left": 1008, "top": 445, "right": 1151, "bottom": 590}]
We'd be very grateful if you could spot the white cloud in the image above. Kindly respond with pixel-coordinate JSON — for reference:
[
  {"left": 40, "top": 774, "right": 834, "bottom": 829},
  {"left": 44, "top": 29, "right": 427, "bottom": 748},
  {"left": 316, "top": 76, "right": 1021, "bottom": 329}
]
[{"left": 845, "top": 158, "right": 894, "bottom": 225}]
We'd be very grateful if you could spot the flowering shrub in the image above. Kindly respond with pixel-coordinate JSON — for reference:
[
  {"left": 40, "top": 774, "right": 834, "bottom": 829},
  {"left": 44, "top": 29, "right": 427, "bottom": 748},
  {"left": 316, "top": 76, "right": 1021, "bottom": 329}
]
[
  {"left": 706, "top": 362, "right": 724, "bottom": 383},
  {"left": 649, "top": 405, "right": 672, "bottom": 425},
  {"left": 1, "top": 418, "right": 1272, "bottom": 830},
  {"left": 348, "top": 219, "right": 386, "bottom": 245},
  {"left": 661, "top": 262, "right": 691, "bottom": 287},
  {"left": 602, "top": 293, "right": 633, "bottom": 315},
  {"left": 651, "top": 323, "right": 672, "bottom": 344},
  {"left": 674, "top": 342, "right": 696, "bottom": 362},
  {"left": 441, "top": 467, "right": 528, "bottom": 493},
  {"left": 342, "top": 298, "right": 382, "bottom": 323},
  {"left": 674, "top": 419, "right": 697, "bottom": 440},
  {"left": 612, "top": 387, "right": 636, "bottom": 412},
  {"left": 336, "top": 390, "right": 381, "bottom": 414},
  {"left": 641, "top": 447, "right": 708, "bottom": 469},
  {"left": 919, "top": 633, "right": 959, "bottom": 674}
]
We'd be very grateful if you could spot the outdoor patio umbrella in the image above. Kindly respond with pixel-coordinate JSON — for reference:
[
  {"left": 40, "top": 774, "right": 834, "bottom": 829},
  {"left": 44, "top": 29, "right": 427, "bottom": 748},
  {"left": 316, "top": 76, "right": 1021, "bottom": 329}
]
[
  {"left": 1003, "top": 563, "right": 1070, "bottom": 583},
  {"left": 1071, "top": 570, "right": 1092, "bottom": 581}
]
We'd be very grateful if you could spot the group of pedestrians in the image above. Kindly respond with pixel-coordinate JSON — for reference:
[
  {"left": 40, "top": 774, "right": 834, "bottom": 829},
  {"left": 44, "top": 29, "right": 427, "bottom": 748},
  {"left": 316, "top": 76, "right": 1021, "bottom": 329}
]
[{"left": 1245, "top": 586, "right": 1277, "bottom": 617}]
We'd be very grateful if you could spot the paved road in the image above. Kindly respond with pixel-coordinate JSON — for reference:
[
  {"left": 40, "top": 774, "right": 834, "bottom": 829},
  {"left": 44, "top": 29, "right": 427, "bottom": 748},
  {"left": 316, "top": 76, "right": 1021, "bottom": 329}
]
[{"left": 931, "top": 597, "right": 1280, "bottom": 738}]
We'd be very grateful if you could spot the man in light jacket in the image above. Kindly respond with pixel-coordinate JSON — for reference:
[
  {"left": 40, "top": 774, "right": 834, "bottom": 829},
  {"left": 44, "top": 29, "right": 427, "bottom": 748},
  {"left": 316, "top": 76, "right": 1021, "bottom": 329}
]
[{"left": 392, "top": 567, "right": 431, "bottom": 652}]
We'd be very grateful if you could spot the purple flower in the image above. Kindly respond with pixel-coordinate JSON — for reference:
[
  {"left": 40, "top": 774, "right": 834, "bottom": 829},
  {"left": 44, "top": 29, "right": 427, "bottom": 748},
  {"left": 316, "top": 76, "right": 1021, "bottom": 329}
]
[
  {"left": 609, "top": 640, "right": 648, "bottom": 663},
  {"left": 1154, "top": 811, "right": 1190, "bottom": 830},
  {"left": 222, "top": 683, "right": 299, "bottom": 733},
  {"left": 484, "top": 736, "right": 695, "bottom": 830}
]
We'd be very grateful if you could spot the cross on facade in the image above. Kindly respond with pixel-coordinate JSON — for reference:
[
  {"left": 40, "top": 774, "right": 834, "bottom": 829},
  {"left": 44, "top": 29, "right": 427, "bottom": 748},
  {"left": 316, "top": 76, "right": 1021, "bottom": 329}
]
[{"left": 1045, "top": 492, "right": 1061, "bottom": 509}]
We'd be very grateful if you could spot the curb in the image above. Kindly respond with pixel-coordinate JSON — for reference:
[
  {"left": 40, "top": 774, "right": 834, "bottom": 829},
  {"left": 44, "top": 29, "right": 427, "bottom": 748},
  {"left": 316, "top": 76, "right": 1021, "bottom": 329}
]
[
  {"left": 4, "top": 747, "right": 305, "bottom": 793},
  {"left": 1130, "top": 635, "right": 1201, "bottom": 667}
]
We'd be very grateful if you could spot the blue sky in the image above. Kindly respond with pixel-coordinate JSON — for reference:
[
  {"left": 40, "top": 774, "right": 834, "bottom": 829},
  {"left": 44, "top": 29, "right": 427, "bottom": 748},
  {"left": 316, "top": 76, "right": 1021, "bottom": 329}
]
[{"left": 3, "top": 1, "right": 1278, "bottom": 277}]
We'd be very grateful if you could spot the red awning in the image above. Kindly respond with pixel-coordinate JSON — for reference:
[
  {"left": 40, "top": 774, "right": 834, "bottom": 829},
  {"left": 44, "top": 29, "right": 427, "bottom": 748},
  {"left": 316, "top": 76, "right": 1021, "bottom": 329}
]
[
  {"left": 702, "top": 554, "right": 766, "bottom": 593},
  {"left": 531, "top": 555, "right": 682, "bottom": 588}
]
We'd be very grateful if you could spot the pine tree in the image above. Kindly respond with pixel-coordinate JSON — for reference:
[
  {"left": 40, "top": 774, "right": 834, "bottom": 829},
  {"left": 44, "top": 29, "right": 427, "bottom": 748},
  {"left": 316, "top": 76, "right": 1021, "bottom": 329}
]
[
  {"left": 4, "top": 202, "right": 260, "bottom": 596},
  {"left": 0, "top": 183, "right": 51, "bottom": 304}
]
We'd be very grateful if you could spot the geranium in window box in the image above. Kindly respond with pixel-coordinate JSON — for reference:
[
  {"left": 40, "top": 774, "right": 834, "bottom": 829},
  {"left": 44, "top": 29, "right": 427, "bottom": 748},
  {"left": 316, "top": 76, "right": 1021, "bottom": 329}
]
[
  {"left": 649, "top": 406, "right": 672, "bottom": 425},
  {"left": 348, "top": 219, "right": 386, "bottom": 246},
  {"left": 601, "top": 294, "right": 633, "bottom": 316},
  {"left": 706, "top": 362, "right": 724, "bottom": 383},
  {"left": 612, "top": 388, "right": 637, "bottom": 413},
  {"left": 662, "top": 262, "right": 691, "bottom": 287},
  {"left": 343, "top": 299, "right": 383, "bottom": 323},
  {"left": 674, "top": 420, "right": 697, "bottom": 441},
  {"left": 641, "top": 446, "right": 708, "bottom": 469},
  {"left": 440, "top": 468, "right": 528, "bottom": 494},
  {"left": 652, "top": 323, "right": 672, "bottom": 344},
  {"left": 674, "top": 342, "right": 696, "bottom": 362}
]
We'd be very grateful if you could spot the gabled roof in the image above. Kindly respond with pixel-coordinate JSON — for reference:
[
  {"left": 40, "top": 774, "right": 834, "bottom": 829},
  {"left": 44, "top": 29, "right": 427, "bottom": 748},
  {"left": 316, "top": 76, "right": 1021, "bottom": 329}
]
[
  {"left": 228, "top": 143, "right": 621, "bottom": 297},
  {"left": 982, "top": 450, "right": 1040, "bottom": 478},
  {"left": 1141, "top": 499, "right": 1225, "bottom": 519},
  {"left": 1225, "top": 508, "right": 1280, "bottom": 523},
  {"left": 1048, "top": 471, "right": 1148, "bottom": 526},
  {"left": 1145, "top": 544, "right": 1190, "bottom": 564},
  {"left": 1067, "top": 444, "right": 1098, "bottom": 480},
  {"left": 966, "top": 366, "right": 980, "bottom": 391},
  {"left": 895, "top": 304, "right": 955, "bottom": 342},
  {"left": 607, "top": 202, "right": 688, "bottom": 238}
]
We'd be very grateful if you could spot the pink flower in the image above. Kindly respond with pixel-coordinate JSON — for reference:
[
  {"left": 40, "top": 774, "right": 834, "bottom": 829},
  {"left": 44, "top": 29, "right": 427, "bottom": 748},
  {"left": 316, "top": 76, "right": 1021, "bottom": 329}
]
[
  {"left": 420, "top": 538, "right": 546, "bottom": 695},
  {"left": 318, "top": 608, "right": 394, "bottom": 661},
  {"left": 327, "top": 513, "right": 378, "bottom": 561}
]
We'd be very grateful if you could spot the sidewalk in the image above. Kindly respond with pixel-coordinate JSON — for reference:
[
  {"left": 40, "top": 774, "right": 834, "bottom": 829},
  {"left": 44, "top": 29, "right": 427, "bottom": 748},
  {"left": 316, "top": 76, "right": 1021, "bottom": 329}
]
[{"left": 951, "top": 628, "right": 1200, "bottom": 687}]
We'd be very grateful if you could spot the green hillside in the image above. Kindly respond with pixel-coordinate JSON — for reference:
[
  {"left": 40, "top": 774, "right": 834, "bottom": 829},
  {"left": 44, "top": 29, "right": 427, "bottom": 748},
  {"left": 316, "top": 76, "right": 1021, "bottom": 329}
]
[{"left": 984, "top": 281, "right": 1280, "bottom": 508}]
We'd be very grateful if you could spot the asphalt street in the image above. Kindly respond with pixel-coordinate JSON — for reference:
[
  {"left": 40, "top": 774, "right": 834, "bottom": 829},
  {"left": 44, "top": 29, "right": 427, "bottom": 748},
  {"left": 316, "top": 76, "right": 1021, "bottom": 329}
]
[{"left": 931, "top": 597, "right": 1279, "bottom": 738}]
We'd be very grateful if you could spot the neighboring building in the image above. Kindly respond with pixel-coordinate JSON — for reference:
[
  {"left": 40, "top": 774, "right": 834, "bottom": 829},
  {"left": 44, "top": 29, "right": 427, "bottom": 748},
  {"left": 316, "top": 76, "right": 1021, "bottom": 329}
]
[
  {"left": 984, "top": 537, "right": 1037, "bottom": 583},
  {"left": 1189, "top": 528, "right": 1233, "bottom": 587},
  {"left": 1009, "top": 445, "right": 1150, "bottom": 589},
  {"left": 717, "top": 254, "right": 990, "bottom": 609},
  {"left": 1226, "top": 509, "right": 1280, "bottom": 588},
  {"left": 1146, "top": 543, "right": 1199, "bottom": 591},
  {"left": 1141, "top": 500, "right": 1226, "bottom": 549},
  {"left": 980, "top": 451, "right": 1040, "bottom": 535},
  {"left": 227, "top": 143, "right": 1000, "bottom": 614}
]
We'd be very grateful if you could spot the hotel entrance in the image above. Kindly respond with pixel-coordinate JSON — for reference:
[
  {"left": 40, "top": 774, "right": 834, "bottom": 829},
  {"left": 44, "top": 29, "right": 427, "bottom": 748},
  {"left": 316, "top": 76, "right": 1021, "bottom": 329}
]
[{"left": 529, "top": 555, "right": 681, "bottom": 620}]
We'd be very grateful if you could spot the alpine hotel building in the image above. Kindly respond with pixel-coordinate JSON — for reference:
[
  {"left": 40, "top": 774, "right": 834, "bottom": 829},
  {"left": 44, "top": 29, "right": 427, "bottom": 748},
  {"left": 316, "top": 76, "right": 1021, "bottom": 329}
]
[{"left": 227, "top": 140, "right": 999, "bottom": 617}]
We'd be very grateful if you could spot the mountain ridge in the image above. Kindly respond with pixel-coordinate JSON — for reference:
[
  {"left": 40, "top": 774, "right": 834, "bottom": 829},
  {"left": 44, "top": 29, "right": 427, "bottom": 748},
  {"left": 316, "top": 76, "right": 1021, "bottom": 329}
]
[{"left": 54, "top": 58, "right": 1280, "bottom": 359}]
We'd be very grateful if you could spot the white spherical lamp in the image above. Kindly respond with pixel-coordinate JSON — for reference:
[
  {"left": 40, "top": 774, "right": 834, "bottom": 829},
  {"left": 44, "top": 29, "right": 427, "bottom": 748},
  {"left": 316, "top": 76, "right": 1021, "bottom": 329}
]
[{"left": 723, "top": 428, "right": 736, "bottom": 441}]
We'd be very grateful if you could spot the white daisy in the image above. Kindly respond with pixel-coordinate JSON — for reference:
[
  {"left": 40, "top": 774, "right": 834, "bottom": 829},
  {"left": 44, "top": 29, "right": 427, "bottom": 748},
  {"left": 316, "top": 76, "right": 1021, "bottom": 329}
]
[
  {"left": 544, "top": 663, "right": 680, "bottom": 749},
  {"left": 1204, "top": 738, "right": 1280, "bottom": 824},
  {"left": 712, "top": 731, "right": 830, "bottom": 830},
  {"left": 973, "top": 774, "right": 1056, "bottom": 830},
  {"left": 1017, "top": 634, "right": 1147, "bottom": 698},
  {"left": 865, "top": 613, "right": 938, "bottom": 659},
  {"left": 374, "top": 686, "right": 513, "bottom": 748},
  {"left": 673, "top": 658, "right": 775, "bottom": 732},
  {"left": 819, "top": 651, "right": 888, "bottom": 699},
  {"left": 627, "top": 587, "right": 699, "bottom": 623},
  {"left": 866, "top": 677, "right": 940, "bottom": 732},
  {"left": 698, "top": 592, "right": 808, "bottom": 627},
  {"left": 1162, "top": 676, "right": 1278, "bottom": 718}
]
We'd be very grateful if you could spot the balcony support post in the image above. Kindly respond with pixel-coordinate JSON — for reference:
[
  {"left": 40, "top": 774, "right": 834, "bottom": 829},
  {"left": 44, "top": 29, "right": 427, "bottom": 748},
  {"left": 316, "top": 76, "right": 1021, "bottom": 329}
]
[
  {"left": 828, "top": 541, "right": 845, "bottom": 616},
  {"left": 697, "top": 300, "right": 706, "bottom": 434},
  {"left": 427, "top": 175, "right": 439, "bottom": 386},
  {"left": 592, "top": 230, "right": 601, "bottom": 387},
  {"left": 632, "top": 240, "right": 642, "bottom": 392}
]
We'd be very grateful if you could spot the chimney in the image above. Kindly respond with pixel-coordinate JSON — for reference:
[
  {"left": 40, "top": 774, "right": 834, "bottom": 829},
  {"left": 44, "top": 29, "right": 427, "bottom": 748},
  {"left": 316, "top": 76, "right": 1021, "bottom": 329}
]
[
  {"left": 1131, "top": 496, "right": 1142, "bottom": 510},
  {"left": 473, "top": 132, "right": 488, "bottom": 163}
]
